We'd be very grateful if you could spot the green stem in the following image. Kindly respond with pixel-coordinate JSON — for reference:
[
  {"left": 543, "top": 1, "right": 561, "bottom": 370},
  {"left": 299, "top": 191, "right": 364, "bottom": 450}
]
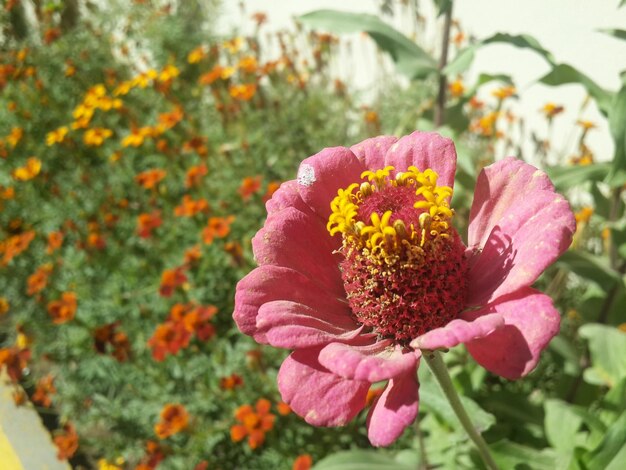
[{"left": 423, "top": 351, "right": 499, "bottom": 470}]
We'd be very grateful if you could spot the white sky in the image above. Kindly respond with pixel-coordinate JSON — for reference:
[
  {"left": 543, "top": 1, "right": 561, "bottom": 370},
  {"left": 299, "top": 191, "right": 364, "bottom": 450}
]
[{"left": 220, "top": 0, "right": 626, "bottom": 164}]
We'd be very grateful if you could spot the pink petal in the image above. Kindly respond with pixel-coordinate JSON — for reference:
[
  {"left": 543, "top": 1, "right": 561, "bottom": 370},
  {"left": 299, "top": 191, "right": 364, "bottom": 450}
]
[
  {"left": 265, "top": 180, "right": 311, "bottom": 216},
  {"left": 367, "top": 371, "right": 419, "bottom": 447},
  {"left": 296, "top": 146, "right": 365, "bottom": 220},
  {"left": 257, "top": 300, "right": 362, "bottom": 349},
  {"left": 234, "top": 265, "right": 356, "bottom": 341},
  {"left": 252, "top": 206, "right": 343, "bottom": 295},
  {"left": 318, "top": 341, "right": 419, "bottom": 382},
  {"left": 464, "top": 287, "right": 561, "bottom": 379},
  {"left": 468, "top": 158, "right": 556, "bottom": 251},
  {"left": 350, "top": 135, "right": 399, "bottom": 170},
  {"left": 410, "top": 313, "right": 505, "bottom": 351},
  {"left": 278, "top": 348, "right": 369, "bottom": 426},
  {"left": 466, "top": 187, "right": 575, "bottom": 305},
  {"left": 383, "top": 131, "right": 457, "bottom": 188}
]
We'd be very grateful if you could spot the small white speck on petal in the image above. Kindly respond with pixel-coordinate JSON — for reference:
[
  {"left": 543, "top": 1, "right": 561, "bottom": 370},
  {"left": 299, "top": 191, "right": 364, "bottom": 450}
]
[{"left": 297, "top": 164, "right": 316, "bottom": 187}]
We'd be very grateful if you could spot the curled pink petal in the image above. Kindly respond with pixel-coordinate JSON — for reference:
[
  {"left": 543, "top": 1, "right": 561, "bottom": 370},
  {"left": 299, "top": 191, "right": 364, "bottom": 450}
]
[
  {"left": 318, "top": 341, "right": 420, "bottom": 382},
  {"left": 410, "top": 313, "right": 504, "bottom": 351},
  {"left": 252, "top": 206, "right": 343, "bottom": 294},
  {"left": 350, "top": 135, "right": 398, "bottom": 170},
  {"left": 466, "top": 158, "right": 575, "bottom": 304},
  {"left": 258, "top": 300, "right": 362, "bottom": 349},
  {"left": 233, "top": 265, "right": 353, "bottom": 341},
  {"left": 265, "top": 180, "right": 310, "bottom": 215},
  {"left": 464, "top": 287, "right": 561, "bottom": 379},
  {"left": 296, "top": 147, "right": 365, "bottom": 220},
  {"left": 278, "top": 348, "right": 369, "bottom": 426},
  {"left": 367, "top": 371, "right": 419, "bottom": 447},
  {"left": 384, "top": 131, "right": 457, "bottom": 188}
]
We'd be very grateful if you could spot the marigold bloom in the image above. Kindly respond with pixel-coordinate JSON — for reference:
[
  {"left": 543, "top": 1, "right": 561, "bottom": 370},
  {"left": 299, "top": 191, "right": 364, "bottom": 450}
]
[
  {"left": 230, "top": 398, "right": 275, "bottom": 449},
  {"left": 185, "top": 164, "right": 208, "bottom": 188},
  {"left": 229, "top": 83, "right": 257, "bottom": 101},
  {"left": 448, "top": 79, "right": 465, "bottom": 97},
  {"left": 84, "top": 127, "right": 113, "bottom": 146},
  {"left": 47, "top": 291, "right": 77, "bottom": 324},
  {"left": 155, "top": 404, "right": 189, "bottom": 439},
  {"left": 239, "top": 176, "right": 262, "bottom": 200},
  {"left": 293, "top": 454, "right": 313, "bottom": 470},
  {"left": 27, "top": 263, "right": 53, "bottom": 296},
  {"left": 174, "top": 195, "right": 210, "bottom": 217},
  {"left": 234, "top": 131, "right": 575, "bottom": 446},
  {"left": 135, "top": 169, "right": 167, "bottom": 189},
  {"left": 158, "top": 107, "right": 184, "bottom": 131},
  {"left": 202, "top": 216, "right": 235, "bottom": 244},
  {"left": 137, "top": 211, "right": 163, "bottom": 238},
  {"left": 46, "top": 126, "right": 69, "bottom": 146},
  {"left": 54, "top": 424, "right": 79, "bottom": 460},
  {"left": 220, "top": 373, "right": 244, "bottom": 390},
  {"left": 12, "top": 157, "right": 41, "bottom": 181},
  {"left": 187, "top": 46, "right": 206, "bottom": 64},
  {"left": 32, "top": 374, "right": 56, "bottom": 408},
  {"left": 6, "top": 127, "right": 23, "bottom": 147},
  {"left": 276, "top": 401, "right": 291, "bottom": 416},
  {"left": 46, "top": 230, "right": 64, "bottom": 254},
  {"left": 492, "top": 85, "right": 516, "bottom": 100},
  {"left": 94, "top": 322, "right": 131, "bottom": 362},
  {"left": 0, "top": 297, "right": 9, "bottom": 315},
  {"left": 0, "top": 346, "right": 31, "bottom": 381},
  {"left": 122, "top": 127, "right": 153, "bottom": 147},
  {"left": 159, "top": 267, "right": 188, "bottom": 297},
  {"left": 1, "top": 230, "right": 35, "bottom": 265},
  {"left": 541, "top": 102, "right": 564, "bottom": 119}
]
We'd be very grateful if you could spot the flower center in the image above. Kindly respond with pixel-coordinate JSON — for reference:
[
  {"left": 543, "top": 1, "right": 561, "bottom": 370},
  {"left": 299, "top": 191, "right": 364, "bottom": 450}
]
[{"left": 327, "top": 166, "right": 468, "bottom": 345}]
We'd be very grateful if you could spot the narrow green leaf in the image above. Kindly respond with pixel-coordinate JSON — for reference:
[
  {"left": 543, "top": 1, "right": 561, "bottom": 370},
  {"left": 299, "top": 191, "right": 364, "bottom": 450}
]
[
  {"left": 489, "top": 440, "right": 557, "bottom": 470},
  {"left": 539, "top": 64, "right": 614, "bottom": 115},
  {"left": 444, "top": 33, "right": 554, "bottom": 76},
  {"left": 555, "top": 250, "right": 622, "bottom": 287},
  {"left": 545, "top": 163, "right": 611, "bottom": 191},
  {"left": 312, "top": 450, "right": 413, "bottom": 470},
  {"left": 299, "top": 10, "right": 437, "bottom": 79},
  {"left": 579, "top": 324, "right": 626, "bottom": 387},
  {"left": 600, "top": 28, "right": 626, "bottom": 41},
  {"left": 433, "top": 0, "right": 453, "bottom": 16},
  {"left": 585, "top": 411, "right": 626, "bottom": 469},
  {"left": 607, "top": 84, "right": 626, "bottom": 185}
]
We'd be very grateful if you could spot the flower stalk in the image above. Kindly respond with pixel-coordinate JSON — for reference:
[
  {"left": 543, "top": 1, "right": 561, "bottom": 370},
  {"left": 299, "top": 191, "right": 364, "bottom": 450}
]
[{"left": 423, "top": 350, "right": 499, "bottom": 470}]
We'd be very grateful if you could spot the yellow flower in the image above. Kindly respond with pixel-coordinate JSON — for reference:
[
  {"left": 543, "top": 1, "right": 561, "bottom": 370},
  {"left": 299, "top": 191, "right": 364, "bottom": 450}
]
[
  {"left": 448, "top": 79, "right": 465, "bottom": 98},
  {"left": 577, "top": 120, "right": 596, "bottom": 130},
  {"left": 229, "top": 83, "right": 257, "bottom": 101},
  {"left": 46, "top": 126, "right": 69, "bottom": 146},
  {"left": 113, "top": 81, "right": 133, "bottom": 96},
  {"left": 223, "top": 37, "right": 243, "bottom": 54},
  {"left": 6, "top": 127, "right": 23, "bottom": 147},
  {"left": 83, "top": 128, "right": 113, "bottom": 146},
  {"left": 12, "top": 157, "right": 42, "bottom": 181},
  {"left": 541, "top": 102, "right": 564, "bottom": 118},
  {"left": 187, "top": 46, "right": 206, "bottom": 64},
  {"left": 159, "top": 64, "right": 180, "bottom": 83},
  {"left": 492, "top": 86, "right": 516, "bottom": 100}
]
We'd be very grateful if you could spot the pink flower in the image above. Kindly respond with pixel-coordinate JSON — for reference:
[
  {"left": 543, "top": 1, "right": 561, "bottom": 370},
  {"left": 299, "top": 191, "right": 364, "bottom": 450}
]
[{"left": 233, "top": 131, "right": 575, "bottom": 446}]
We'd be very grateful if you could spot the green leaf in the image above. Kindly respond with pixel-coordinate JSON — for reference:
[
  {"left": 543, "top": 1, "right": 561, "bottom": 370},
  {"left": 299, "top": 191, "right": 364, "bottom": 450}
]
[
  {"left": 312, "top": 450, "right": 414, "bottom": 470},
  {"left": 544, "top": 399, "right": 584, "bottom": 451},
  {"left": 579, "top": 324, "right": 626, "bottom": 387},
  {"left": 433, "top": 0, "right": 453, "bottom": 16},
  {"left": 545, "top": 163, "right": 611, "bottom": 191},
  {"left": 555, "top": 250, "right": 622, "bottom": 288},
  {"left": 299, "top": 10, "right": 437, "bottom": 79},
  {"left": 489, "top": 440, "right": 557, "bottom": 470},
  {"left": 539, "top": 64, "right": 614, "bottom": 115},
  {"left": 585, "top": 411, "right": 626, "bottom": 470},
  {"left": 600, "top": 28, "right": 626, "bottom": 41},
  {"left": 607, "top": 84, "right": 626, "bottom": 185},
  {"left": 444, "top": 33, "right": 554, "bottom": 76}
]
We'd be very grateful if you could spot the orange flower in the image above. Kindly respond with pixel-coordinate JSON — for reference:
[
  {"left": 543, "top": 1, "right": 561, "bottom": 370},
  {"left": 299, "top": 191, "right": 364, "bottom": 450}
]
[
  {"left": 182, "top": 136, "right": 208, "bottom": 156},
  {"left": 54, "top": 424, "right": 79, "bottom": 460},
  {"left": 47, "top": 292, "right": 77, "bottom": 324},
  {"left": 183, "top": 244, "right": 202, "bottom": 266},
  {"left": 0, "top": 297, "right": 9, "bottom": 315},
  {"left": 135, "top": 169, "right": 167, "bottom": 189},
  {"left": 577, "top": 120, "right": 597, "bottom": 131},
  {"left": 46, "top": 231, "right": 64, "bottom": 254},
  {"left": 187, "top": 46, "right": 206, "bottom": 64},
  {"left": 83, "top": 127, "right": 113, "bottom": 146},
  {"left": 43, "top": 27, "right": 61, "bottom": 44},
  {"left": 251, "top": 12, "right": 268, "bottom": 26},
  {"left": 137, "top": 211, "right": 163, "bottom": 238},
  {"left": 1, "top": 230, "right": 35, "bottom": 266},
  {"left": 12, "top": 157, "right": 41, "bottom": 181},
  {"left": 220, "top": 373, "right": 244, "bottom": 390},
  {"left": 0, "top": 346, "right": 31, "bottom": 381},
  {"left": 230, "top": 398, "right": 275, "bottom": 450},
  {"left": 363, "top": 109, "right": 379, "bottom": 125},
  {"left": 365, "top": 386, "right": 384, "bottom": 407},
  {"left": 448, "top": 78, "right": 465, "bottom": 98},
  {"left": 155, "top": 404, "right": 189, "bottom": 439},
  {"left": 185, "top": 164, "right": 208, "bottom": 188},
  {"left": 148, "top": 320, "right": 192, "bottom": 361},
  {"left": 174, "top": 195, "right": 210, "bottom": 217},
  {"left": 26, "top": 263, "right": 53, "bottom": 296},
  {"left": 122, "top": 127, "right": 153, "bottom": 147},
  {"left": 239, "top": 176, "right": 262, "bottom": 200},
  {"left": 276, "top": 401, "right": 291, "bottom": 416},
  {"left": 136, "top": 441, "right": 166, "bottom": 470},
  {"left": 229, "top": 83, "right": 257, "bottom": 101},
  {"left": 541, "top": 102, "right": 564, "bottom": 119},
  {"left": 46, "top": 126, "right": 69, "bottom": 146},
  {"left": 293, "top": 454, "right": 313, "bottom": 470},
  {"left": 94, "top": 323, "right": 131, "bottom": 362},
  {"left": 159, "top": 267, "right": 187, "bottom": 297},
  {"left": 238, "top": 56, "right": 258, "bottom": 74},
  {"left": 202, "top": 216, "right": 235, "bottom": 244},
  {"left": 158, "top": 107, "right": 184, "bottom": 131},
  {"left": 6, "top": 126, "right": 23, "bottom": 147},
  {"left": 32, "top": 375, "right": 56, "bottom": 408},
  {"left": 199, "top": 65, "right": 224, "bottom": 86},
  {"left": 491, "top": 85, "right": 516, "bottom": 100}
]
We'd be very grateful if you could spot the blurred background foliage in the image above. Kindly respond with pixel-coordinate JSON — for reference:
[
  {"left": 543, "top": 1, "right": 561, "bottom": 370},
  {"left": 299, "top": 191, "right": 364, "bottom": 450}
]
[{"left": 0, "top": 0, "right": 625, "bottom": 469}]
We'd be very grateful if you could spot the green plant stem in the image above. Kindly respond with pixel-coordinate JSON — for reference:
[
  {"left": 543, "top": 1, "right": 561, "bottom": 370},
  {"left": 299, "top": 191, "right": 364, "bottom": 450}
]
[
  {"left": 423, "top": 351, "right": 499, "bottom": 470},
  {"left": 434, "top": 2, "right": 453, "bottom": 127}
]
